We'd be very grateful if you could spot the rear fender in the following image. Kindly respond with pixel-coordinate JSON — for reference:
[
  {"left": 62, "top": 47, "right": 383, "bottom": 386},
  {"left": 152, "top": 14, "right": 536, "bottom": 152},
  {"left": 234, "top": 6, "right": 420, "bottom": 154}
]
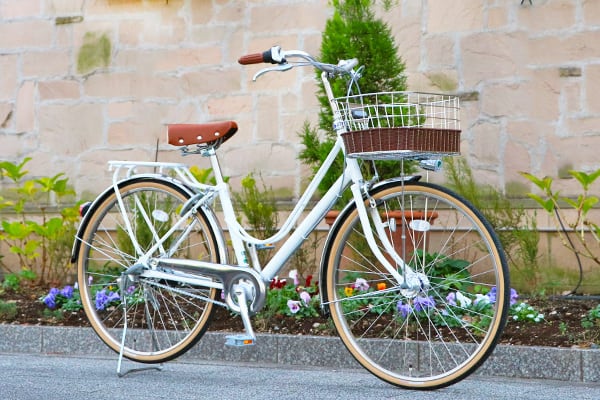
[{"left": 70, "top": 175, "right": 226, "bottom": 265}]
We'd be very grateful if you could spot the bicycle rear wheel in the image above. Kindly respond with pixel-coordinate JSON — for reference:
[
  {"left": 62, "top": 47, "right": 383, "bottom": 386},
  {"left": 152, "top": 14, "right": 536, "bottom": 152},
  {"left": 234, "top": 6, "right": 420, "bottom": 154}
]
[
  {"left": 322, "top": 181, "right": 509, "bottom": 389},
  {"left": 74, "top": 178, "right": 223, "bottom": 363}
]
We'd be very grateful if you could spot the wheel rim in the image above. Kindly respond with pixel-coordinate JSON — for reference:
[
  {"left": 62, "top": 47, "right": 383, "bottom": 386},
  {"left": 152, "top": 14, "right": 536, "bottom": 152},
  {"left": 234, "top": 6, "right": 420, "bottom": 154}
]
[
  {"left": 77, "top": 181, "right": 219, "bottom": 362},
  {"left": 326, "top": 183, "right": 509, "bottom": 388}
]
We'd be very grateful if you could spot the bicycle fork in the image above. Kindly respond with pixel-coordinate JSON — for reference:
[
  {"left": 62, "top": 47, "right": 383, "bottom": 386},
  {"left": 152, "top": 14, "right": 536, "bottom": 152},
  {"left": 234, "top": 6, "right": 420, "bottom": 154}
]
[{"left": 349, "top": 178, "right": 429, "bottom": 296}]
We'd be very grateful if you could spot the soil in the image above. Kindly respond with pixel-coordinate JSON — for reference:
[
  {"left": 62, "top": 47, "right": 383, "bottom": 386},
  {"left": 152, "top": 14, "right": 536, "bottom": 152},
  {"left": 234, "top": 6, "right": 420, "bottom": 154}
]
[{"left": 1, "top": 286, "right": 599, "bottom": 348}]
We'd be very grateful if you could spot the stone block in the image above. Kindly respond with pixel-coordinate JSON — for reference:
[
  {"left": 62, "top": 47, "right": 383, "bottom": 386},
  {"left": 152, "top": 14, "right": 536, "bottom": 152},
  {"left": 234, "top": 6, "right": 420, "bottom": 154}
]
[
  {"left": 41, "top": 327, "right": 112, "bottom": 356},
  {"left": 469, "top": 121, "right": 502, "bottom": 166},
  {"left": 427, "top": 0, "right": 484, "bottom": 33},
  {"left": 221, "top": 143, "right": 297, "bottom": 178},
  {"left": 0, "top": 20, "right": 54, "bottom": 49},
  {"left": 1, "top": 1, "right": 42, "bottom": 18},
  {"left": 423, "top": 35, "right": 456, "bottom": 69},
  {"left": 481, "top": 75, "right": 559, "bottom": 121},
  {"left": 0, "top": 55, "right": 18, "bottom": 101},
  {"left": 0, "top": 325, "right": 42, "bottom": 353},
  {"left": 39, "top": 80, "right": 81, "bottom": 100},
  {"left": 276, "top": 335, "right": 357, "bottom": 369},
  {"left": 49, "top": 0, "right": 85, "bottom": 16},
  {"left": 249, "top": 2, "right": 328, "bottom": 33},
  {"left": 461, "top": 32, "right": 526, "bottom": 88},
  {"left": 181, "top": 68, "right": 242, "bottom": 97},
  {"left": 487, "top": 6, "right": 509, "bottom": 30},
  {"left": 15, "top": 81, "right": 35, "bottom": 133},
  {"left": 584, "top": 64, "right": 600, "bottom": 114},
  {"left": 582, "top": 346, "right": 600, "bottom": 382},
  {"left": 155, "top": 47, "right": 223, "bottom": 72},
  {"left": 583, "top": 0, "right": 600, "bottom": 25},
  {"left": 0, "top": 102, "right": 13, "bottom": 129},
  {"left": 528, "top": 31, "right": 600, "bottom": 66},
  {"left": 255, "top": 96, "right": 280, "bottom": 141},
  {"left": 565, "top": 117, "right": 600, "bottom": 138},
  {"left": 206, "top": 95, "right": 253, "bottom": 119},
  {"left": 517, "top": 1, "right": 576, "bottom": 31},
  {"left": 479, "top": 345, "right": 582, "bottom": 381},
  {"left": 38, "top": 103, "right": 104, "bottom": 156},
  {"left": 504, "top": 139, "right": 532, "bottom": 186}
]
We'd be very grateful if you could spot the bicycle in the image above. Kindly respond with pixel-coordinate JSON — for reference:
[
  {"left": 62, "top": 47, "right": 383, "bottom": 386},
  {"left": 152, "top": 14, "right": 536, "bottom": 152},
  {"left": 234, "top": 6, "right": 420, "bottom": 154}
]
[{"left": 72, "top": 46, "right": 510, "bottom": 389}]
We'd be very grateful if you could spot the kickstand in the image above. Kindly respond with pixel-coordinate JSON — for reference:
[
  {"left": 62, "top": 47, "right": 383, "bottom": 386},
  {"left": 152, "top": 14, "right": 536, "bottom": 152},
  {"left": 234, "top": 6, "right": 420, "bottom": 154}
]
[{"left": 116, "top": 277, "right": 163, "bottom": 377}]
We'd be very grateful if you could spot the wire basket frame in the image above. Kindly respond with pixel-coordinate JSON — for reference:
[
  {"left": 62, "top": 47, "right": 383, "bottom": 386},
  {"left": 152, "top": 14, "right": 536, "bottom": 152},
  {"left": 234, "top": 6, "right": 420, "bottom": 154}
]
[{"left": 334, "top": 91, "right": 461, "bottom": 160}]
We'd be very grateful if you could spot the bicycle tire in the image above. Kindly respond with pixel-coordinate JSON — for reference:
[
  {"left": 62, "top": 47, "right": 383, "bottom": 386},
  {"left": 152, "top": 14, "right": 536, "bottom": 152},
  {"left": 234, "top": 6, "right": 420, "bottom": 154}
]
[
  {"left": 322, "top": 181, "right": 509, "bottom": 389},
  {"left": 75, "top": 177, "right": 223, "bottom": 363}
]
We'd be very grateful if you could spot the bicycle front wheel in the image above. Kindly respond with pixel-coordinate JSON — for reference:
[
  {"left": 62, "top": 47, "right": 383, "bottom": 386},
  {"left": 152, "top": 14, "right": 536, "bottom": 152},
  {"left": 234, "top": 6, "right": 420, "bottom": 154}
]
[
  {"left": 75, "top": 178, "right": 223, "bottom": 363},
  {"left": 322, "top": 181, "right": 509, "bottom": 389}
]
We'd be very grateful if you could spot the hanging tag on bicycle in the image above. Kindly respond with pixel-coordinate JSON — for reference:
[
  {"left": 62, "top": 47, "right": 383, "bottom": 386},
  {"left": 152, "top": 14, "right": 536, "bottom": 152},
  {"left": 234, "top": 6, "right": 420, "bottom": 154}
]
[{"left": 409, "top": 219, "right": 431, "bottom": 232}]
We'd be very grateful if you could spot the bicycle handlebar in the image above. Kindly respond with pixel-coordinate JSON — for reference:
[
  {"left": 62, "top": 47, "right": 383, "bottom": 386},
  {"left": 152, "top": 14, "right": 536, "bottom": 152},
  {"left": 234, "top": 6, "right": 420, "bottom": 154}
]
[
  {"left": 238, "top": 45, "right": 358, "bottom": 78},
  {"left": 238, "top": 46, "right": 286, "bottom": 65}
]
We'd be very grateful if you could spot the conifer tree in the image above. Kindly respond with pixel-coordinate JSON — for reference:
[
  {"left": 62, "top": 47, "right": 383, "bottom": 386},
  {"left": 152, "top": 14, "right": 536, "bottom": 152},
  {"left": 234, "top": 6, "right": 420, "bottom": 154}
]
[{"left": 299, "top": 0, "right": 408, "bottom": 197}]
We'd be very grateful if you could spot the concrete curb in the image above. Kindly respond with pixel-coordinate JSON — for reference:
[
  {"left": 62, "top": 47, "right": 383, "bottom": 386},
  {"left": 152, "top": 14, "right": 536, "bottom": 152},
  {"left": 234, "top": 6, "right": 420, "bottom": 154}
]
[{"left": 1, "top": 324, "right": 598, "bottom": 382}]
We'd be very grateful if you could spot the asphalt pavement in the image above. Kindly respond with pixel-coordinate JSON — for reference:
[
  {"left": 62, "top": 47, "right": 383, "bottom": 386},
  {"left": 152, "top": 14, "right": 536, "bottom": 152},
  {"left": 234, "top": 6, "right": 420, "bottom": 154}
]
[{"left": 1, "top": 352, "right": 599, "bottom": 400}]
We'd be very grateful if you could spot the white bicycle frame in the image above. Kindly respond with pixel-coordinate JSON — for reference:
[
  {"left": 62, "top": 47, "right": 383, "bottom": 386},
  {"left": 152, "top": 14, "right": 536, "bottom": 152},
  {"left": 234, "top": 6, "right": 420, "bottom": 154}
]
[{"left": 108, "top": 65, "right": 410, "bottom": 296}]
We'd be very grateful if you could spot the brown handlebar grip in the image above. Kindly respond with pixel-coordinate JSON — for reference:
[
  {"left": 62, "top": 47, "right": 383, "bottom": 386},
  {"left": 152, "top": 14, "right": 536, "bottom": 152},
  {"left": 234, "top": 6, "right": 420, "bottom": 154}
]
[{"left": 238, "top": 53, "right": 264, "bottom": 65}]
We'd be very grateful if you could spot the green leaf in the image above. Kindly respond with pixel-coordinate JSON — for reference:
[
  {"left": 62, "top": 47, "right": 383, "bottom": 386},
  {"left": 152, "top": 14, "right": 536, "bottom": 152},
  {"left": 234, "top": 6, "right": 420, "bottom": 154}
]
[
  {"left": 581, "top": 196, "right": 598, "bottom": 214},
  {"left": 526, "top": 193, "right": 555, "bottom": 213},
  {"left": 520, "top": 172, "right": 553, "bottom": 192},
  {"left": 2, "top": 221, "right": 33, "bottom": 239},
  {"left": 16, "top": 180, "right": 37, "bottom": 197},
  {"left": 569, "top": 169, "right": 600, "bottom": 191},
  {"left": 562, "top": 197, "right": 579, "bottom": 209},
  {"left": 44, "top": 217, "right": 64, "bottom": 237},
  {"left": 0, "top": 157, "right": 31, "bottom": 183}
]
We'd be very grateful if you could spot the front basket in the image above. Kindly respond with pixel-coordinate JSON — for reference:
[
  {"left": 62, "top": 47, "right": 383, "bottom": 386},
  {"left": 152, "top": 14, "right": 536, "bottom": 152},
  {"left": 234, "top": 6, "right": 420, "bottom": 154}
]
[
  {"left": 334, "top": 92, "right": 461, "bottom": 160},
  {"left": 342, "top": 127, "right": 461, "bottom": 160}
]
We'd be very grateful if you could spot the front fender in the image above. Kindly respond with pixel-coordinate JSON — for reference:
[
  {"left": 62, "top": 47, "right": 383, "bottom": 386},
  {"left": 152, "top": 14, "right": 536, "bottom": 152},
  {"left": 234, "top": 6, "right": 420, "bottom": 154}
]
[{"left": 317, "top": 175, "right": 421, "bottom": 313}]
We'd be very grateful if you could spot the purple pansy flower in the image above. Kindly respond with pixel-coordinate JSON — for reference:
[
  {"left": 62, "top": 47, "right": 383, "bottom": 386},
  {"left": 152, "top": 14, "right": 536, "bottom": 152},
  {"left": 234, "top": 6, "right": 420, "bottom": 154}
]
[
  {"left": 396, "top": 301, "right": 412, "bottom": 319},
  {"left": 413, "top": 295, "right": 436, "bottom": 312},
  {"left": 44, "top": 293, "right": 57, "bottom": 309},
  {"left": 510, "top": 288, "right": 519, "bottom": 306},
  {"left": 60, "top": 285, "right": 74, "bottom": 299},
  {"left": 287, "top": 299, "right": 301, "bottom": 314},
  {"left": 95, "top": 289, "right": 120, "bottom": 311},
  {"left": 446, "top": 292, "right": 457, "bottom": 306}
]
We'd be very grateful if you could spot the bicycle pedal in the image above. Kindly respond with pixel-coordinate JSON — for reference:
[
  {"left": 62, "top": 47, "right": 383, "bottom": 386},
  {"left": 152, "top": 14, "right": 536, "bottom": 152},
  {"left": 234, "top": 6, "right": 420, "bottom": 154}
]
[{"left": 225, "top": 334, "right": 256, "bottom": 347}]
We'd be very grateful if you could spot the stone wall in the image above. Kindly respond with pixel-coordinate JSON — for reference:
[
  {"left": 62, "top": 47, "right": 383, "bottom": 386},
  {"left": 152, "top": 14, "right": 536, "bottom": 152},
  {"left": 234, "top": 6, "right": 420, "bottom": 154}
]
[{"left": 1, "top": 0, "right": 599, "bottom": 199}]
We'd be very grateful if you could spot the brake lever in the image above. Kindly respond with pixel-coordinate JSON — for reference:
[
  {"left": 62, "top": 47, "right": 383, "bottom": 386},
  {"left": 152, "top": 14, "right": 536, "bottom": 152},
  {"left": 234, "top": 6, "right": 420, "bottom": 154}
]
[{"left": 252, "top": 63, "right": 293, "bottom": 81}]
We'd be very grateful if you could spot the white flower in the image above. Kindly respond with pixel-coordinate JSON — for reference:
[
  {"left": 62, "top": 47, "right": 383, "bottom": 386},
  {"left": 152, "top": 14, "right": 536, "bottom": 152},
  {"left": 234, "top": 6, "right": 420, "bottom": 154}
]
[
  {"left": 299, "top": 291, "right": 311, "bottom": 306},
  {"left": 474, "top": 294, "right": 490, "bottom": 305},
  {"left": 455, "top": 291, "right": 472, "bottom": 308},
  {"left": 289, "top": 269, "right": 299, "bottom": 285},
  {"left": 354, "top": 278, "right": 369, "bottom": 291}
]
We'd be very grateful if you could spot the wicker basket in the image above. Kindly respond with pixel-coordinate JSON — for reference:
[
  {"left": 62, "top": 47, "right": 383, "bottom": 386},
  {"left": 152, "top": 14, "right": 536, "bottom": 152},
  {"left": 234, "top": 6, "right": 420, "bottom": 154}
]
[{"left": 334, "top": 92, "right": 461, "bottom": 160}]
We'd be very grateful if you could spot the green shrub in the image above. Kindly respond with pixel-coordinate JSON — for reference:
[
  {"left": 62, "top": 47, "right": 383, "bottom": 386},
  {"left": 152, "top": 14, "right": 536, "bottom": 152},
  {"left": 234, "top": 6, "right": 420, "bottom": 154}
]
[
  {"left": 0, "top": 158, "right": 79, "bottom": 285},
  {"left": 522, "top": 168, "right": 600, "bottom": 268}
]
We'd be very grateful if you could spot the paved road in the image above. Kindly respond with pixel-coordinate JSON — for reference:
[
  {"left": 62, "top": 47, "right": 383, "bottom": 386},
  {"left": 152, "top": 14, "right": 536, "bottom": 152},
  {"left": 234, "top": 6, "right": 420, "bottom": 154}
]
[{"left": 1, "top": 352, "right": 599, "bottom": 400}]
